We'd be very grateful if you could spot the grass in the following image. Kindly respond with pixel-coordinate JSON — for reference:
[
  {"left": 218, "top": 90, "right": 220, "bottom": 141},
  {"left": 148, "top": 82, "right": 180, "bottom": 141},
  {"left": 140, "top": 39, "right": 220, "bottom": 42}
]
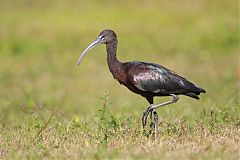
[{"left": 0, "top": 0, "right": 239, "bottom": 159}]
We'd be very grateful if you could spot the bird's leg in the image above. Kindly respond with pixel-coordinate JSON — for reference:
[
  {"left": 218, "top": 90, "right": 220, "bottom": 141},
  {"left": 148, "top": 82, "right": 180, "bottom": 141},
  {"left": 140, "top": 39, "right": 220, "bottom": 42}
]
[
  {"left": 153, "top": 109, "right": 158, "bottom": 140},
  {"left": 149, "top": 110, "right": 156, "bottom": 130},
  {"left": 148, "top": 94, "right": 179, "bottom": 140},
  {"left": 149, "top": 94, "right": 179, "bottom": 111},
  {"left": 142, "top": 106, "right": 150, "bottom": 128},
  {"left": 142, "top": 94, "right": 178, "bottom": 135},
  {"left": 149, "top": 110, "right": 153, "bottom": 121},
  {"left": 142, "top": 105, "right": 153, "bottom": 128}
]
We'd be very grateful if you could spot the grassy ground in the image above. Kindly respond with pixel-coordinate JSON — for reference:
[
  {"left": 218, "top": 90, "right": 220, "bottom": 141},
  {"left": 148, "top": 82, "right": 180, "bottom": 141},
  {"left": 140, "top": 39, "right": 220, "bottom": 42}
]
[{"left": 0, "top": 0, "right": 239, "bottom": 159}]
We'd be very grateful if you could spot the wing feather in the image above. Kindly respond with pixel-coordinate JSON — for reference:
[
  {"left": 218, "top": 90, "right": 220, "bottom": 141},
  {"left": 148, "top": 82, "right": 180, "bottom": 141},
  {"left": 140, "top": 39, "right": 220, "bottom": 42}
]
[{"left": 126, "top": 62, "right": 201, "bottom": 94}]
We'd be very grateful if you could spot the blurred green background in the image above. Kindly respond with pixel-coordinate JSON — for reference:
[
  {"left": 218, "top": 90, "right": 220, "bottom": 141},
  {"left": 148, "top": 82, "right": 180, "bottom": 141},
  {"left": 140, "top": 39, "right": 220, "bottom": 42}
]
[
  {"left": 0, "top": 0, "right": 238, "bottom": 127},
  {"left": 0, "top": 0, "right": 239, "bottom": 159}
]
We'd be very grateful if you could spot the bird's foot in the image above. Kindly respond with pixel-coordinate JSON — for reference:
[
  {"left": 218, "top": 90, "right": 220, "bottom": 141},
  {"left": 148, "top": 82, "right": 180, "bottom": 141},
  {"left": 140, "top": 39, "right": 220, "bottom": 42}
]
[
  {"left": 142, "top": 105, "right": 153, "bottom": 128},
  {"left": 153, "top": 109, "right": 158, "bottom": 140},
  {"left": 142, "top": 105, "right": 159, "bottom": 140}
]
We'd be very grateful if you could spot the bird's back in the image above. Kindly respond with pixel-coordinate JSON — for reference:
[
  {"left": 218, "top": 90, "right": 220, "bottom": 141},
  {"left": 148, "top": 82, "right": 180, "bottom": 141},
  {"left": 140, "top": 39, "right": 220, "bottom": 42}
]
[{"left": 124, "top": 61, "right": 206, "bottom": 99}]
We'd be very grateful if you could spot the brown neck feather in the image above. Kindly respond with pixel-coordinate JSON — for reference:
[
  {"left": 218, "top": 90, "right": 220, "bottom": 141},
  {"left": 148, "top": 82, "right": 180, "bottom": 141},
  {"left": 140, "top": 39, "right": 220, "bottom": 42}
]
[{"left": 106, "top": 39, "right": 123, "bottom": 79}]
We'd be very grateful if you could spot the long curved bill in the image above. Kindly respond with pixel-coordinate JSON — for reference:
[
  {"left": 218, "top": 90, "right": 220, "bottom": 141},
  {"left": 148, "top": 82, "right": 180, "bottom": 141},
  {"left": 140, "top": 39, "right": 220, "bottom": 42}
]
[{"left": 77, "top": 37, "right": 102, "bottom": 66}]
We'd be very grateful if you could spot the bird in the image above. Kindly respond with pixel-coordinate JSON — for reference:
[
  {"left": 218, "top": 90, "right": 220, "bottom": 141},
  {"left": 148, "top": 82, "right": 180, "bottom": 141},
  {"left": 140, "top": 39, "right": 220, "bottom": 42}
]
[{"left": 77, "top": 29, "right": 206, "bottom": 139}]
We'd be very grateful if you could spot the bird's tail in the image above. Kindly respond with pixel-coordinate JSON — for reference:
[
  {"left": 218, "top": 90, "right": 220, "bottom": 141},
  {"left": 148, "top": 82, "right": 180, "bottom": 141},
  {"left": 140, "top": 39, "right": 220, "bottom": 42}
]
[{"left": 186, "top": 85, "right": 206, "bottom": 100}]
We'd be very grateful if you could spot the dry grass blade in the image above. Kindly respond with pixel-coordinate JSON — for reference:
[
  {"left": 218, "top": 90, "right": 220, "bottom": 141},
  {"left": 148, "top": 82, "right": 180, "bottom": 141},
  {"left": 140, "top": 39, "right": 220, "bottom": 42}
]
[{"left": 35, "top": 107, "right": 57, "bottom": 140}]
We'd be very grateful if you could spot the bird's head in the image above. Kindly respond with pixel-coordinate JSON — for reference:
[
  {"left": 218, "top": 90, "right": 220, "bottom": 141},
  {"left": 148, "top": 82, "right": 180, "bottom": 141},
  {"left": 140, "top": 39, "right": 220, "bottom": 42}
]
[{"left": 77, "top": 29, "right": 117, "bottom": 66}]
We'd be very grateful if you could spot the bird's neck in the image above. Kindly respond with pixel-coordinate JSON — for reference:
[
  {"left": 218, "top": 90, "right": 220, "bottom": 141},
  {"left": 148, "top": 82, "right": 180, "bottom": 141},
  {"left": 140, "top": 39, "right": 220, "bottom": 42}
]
[{"left": 106, "top": 40, "right": 123, "bottom": 79}]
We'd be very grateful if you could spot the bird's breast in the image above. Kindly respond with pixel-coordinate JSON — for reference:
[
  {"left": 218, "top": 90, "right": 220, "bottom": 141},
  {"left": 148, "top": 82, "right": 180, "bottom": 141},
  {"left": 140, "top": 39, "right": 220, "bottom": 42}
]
[{"left": 113, "top": 72, "right": 126, "bottom": 84}]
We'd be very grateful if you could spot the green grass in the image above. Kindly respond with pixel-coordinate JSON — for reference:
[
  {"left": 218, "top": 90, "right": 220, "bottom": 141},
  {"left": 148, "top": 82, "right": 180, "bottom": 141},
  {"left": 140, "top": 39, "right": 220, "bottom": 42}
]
[{"left": 0, "top": 0, "right": 239, "bottom": 159}]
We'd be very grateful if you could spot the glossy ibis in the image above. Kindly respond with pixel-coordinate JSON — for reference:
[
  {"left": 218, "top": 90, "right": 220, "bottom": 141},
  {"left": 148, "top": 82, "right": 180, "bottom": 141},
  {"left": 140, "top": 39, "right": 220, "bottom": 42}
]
[{"left": 77, "top": 29, "right": 206, "bottom": 139}]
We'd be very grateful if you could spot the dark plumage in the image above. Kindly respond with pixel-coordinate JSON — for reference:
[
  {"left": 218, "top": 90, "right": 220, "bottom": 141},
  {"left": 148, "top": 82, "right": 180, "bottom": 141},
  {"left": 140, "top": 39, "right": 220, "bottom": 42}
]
[
  {"left": 124, "top": 61, "right": 205, "bottom": 100},
  {"left": 77, "top": 29, "right": 206, "bottom": 139}
]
